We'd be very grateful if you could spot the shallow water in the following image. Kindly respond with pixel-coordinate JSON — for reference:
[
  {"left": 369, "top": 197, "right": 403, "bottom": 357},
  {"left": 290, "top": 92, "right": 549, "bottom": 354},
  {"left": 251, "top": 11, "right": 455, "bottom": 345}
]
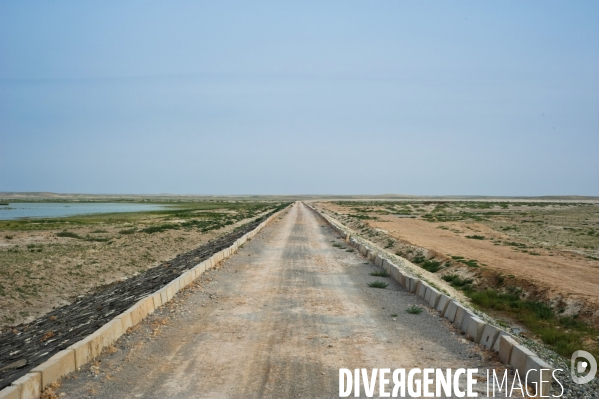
[{"left": 0, "top": 202, "right": 170, "bottom": 220}]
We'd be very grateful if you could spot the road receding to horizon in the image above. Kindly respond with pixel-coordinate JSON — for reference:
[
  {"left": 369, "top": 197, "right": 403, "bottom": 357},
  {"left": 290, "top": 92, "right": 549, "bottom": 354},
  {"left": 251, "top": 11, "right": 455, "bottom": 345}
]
[{"left": 56, "top": 203, "right": 508, "bottom": 398}]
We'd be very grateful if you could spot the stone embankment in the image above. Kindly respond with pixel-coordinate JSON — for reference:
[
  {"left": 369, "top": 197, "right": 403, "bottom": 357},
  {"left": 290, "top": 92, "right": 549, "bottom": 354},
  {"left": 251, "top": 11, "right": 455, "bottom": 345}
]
[{"left": 0, "top": 205, "right": 287, "bottom": 398}]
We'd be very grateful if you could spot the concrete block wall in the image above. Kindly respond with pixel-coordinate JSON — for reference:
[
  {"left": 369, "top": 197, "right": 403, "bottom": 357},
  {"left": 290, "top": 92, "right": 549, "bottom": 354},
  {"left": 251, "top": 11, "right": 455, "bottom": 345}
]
[
  {"left": 0, "top": 207, "right": 288, "bottom": 399},
  {"left": 303, "top": 203, "right": 555, "bottom": 397}
]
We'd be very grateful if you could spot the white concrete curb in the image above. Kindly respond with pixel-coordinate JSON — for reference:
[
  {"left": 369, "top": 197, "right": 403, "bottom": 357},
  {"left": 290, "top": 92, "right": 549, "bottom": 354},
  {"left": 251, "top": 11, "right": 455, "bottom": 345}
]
[
  {"left": 304, "top": 202, "right": 554, "bottom": 397},
  {"left": 0, "top": 206, "right": 289, "bottom": 399}
]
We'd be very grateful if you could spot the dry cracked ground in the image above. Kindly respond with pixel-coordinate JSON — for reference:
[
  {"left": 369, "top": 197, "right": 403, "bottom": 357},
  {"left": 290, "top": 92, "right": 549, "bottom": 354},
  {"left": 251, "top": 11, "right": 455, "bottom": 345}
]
[{"left": 55, "top": 203, "right": 517, "bottom": 399}]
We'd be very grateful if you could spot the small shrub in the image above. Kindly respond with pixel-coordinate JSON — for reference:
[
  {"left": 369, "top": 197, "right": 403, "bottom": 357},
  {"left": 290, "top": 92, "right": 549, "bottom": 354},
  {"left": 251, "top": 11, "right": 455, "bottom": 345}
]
[
  {"left": 421, "top": 260, "right": 442, "bottom": 273},
  {"left": 370, "top": 270, "right": 390, "bottom": 277},
  {"left": 141, "top": 223, "right": 180, "bottom": 234},
  {"left": 442, "top": 274, "right": 473, "bottom": 289},
  {"left": 56, "top": 231, "right": 84, "bottom": 239},
  {"left": 119, "top": 228, "right": 137, "bottom": 235},
  {"left": 406, "top": 305, "right": 423, "bottom": 314},
  {"left": 368, "top": 281, "right": 388, "bottom": 289},
  {"left": 413, "top": 255, "right": 425, "bottom": 264},
  {"left": 465, "top": 235, "right": 485, "bottom": 240}
]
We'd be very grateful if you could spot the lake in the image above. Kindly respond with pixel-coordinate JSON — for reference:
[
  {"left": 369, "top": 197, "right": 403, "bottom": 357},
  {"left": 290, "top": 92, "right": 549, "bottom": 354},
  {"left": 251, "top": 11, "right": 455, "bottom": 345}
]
[{"left": 0, "top": 202, "right": 171, "bottom": 220}]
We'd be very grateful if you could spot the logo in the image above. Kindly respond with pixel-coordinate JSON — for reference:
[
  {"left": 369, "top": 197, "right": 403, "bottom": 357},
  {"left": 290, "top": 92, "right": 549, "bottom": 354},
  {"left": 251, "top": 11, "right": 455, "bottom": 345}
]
[{"left": 571, "top": 350, "right": 597, "bottom": 385}]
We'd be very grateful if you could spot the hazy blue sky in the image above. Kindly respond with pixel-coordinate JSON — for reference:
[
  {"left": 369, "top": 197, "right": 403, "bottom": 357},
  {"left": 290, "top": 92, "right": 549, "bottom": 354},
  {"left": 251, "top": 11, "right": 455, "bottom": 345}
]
[{"left": 1, "top": 1, "right": 598, "bottom": 195}]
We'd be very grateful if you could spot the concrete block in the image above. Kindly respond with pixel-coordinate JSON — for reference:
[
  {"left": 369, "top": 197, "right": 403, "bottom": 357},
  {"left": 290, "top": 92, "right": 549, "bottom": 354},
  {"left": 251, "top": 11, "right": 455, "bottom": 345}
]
[
  {"left": 498, "top": 335, "right": 518, "bottom": 365},
  {"left": 464, "top": 316, "right": 485, "bottom": 343},
  {"left": 159, "top": 287, "right": 168, "bottom": 305},
  {"left": 395, "top": 270, "right": 407, "bottom": 288},
  {"left": 381, "top": 259, "right": 391, "bottom": 273},
  {"left": 374, "top": 255, "right": 383, "bottom": 268},
  {"left": 444, "top": 300, "right": 459, "bottom": 322},
  {"left": 368, "top": 252, "right": 376, "bottom": 262},
  {"left": 427, "top": 288, "right": 441, "bottom": 309},
  {"left": 510, "top": 344, "right": 536, "bottom": 377},
  {"left": 116, "top": 311, "right": 133, "bottom": 333},
  {"left": 98, "top": 318, "right": 124, "bottom": 347},
  {"left": 492, "top": 331, "right": 510, "bottom": 353},
  {"left": 128, "top": 301, "right": 145, "bottom": 326},
  {"left": 166, "top": 282, "right": 177, "bottom": 301},
  {"left": 453, "top": 306, "right": 469, "bottom": 329},
  {"left": 480, "top": 324, "right": 501, "bottom": 351},
  {"left": 406, "top": 277, "right": 419, "bottom": 293},
  {"left": 416, "top": 282, "right": 429, "bottom": 299},
  {"left": 184, "top": 271, "right": 193, "bottom": 287},
  {"left": 70, "top": 332, "right": 100, "bottom": 369},
  {"left": 460, "top": 311, "right": 475, "bottom": 333},
  {"left": 424, "top": 286, "right": 433, "bottom": 302},
  {"left": 390, "top": 266, "right": 404, "bottom": 287},
  {"left": 0, "top": 386, "right": 19, "bottom": 399},
  {"left": 435, "top": 295, "right": 451, "bottom": 315},
  {"left": 11, "top": 372, "right": 41, "bottom": 399},
  {"left": 32, "top": 349, "right": 76, "bottom": 388},
  {"left": 525, "top": 356, "right": 553, "bottom": 397},
  {"left": 151, "top": 291, "right": 162, "bottom": 310}
]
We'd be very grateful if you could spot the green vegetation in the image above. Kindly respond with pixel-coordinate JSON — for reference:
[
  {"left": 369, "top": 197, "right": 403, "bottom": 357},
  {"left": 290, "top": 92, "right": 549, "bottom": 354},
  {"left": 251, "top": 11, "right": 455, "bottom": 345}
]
[
  {"left": 370, "top": 270, "right": 390, "bottom": 277},
  {"left": 466, "top": 288, "right": 598, "bottom": 359},
  {"left": 420, "top": 259, "right": 442, "bottom": 273},
  {"left": 440, "top": 273, "right": 599, "bottom": 359},
  {"left": 442, "top": 274, "right": 474, "bottom": 289},
  {"left": 406, "top": 305, "right": 423, "bottom": 314},
  {"left": 368, "top": 281, "right": 388, "bottom": 289},
  {"left": 56, "top": 230, "right": 84, "bottom": 239},
  {"left": 465, "top": 235, "right": 485, "bottom": 240},
  {"left": 449, "top": 256, "right": 479, "bottom": 268}
]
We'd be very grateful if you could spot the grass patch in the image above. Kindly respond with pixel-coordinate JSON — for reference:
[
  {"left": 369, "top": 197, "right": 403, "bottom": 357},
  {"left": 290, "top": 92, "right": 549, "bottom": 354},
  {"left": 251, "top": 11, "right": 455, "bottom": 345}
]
[
  {"left": 406, "top": 305, "right": 423, "bottom": 314},
  {"left": 56, "top": 231, "right": 85, "bottom": 239},
  {"left": 370, "top": 270, "right": 390, "bottom": 277},
  {"left": 140, "top": 223, "right": 180, "bottom": 234},
  {"left": 119, "top": 228, "right": 137, "bottom": 235},
  {"left": 420, "top": 259, "right": 442, "bottom": 273},
  {"left": 465, "top": 235, "right": 485, "bottom": 240},
  {"left": 390, "top": 313, "right": 398, "bottom": 317},
  {"left": 413, "top": 255, "right": 426, "bottom": 264},
  {"left": 462, "top": 287, "right": 599, "bottom": 359},
  {"left": 368, "top": 281, "right": 388, "bottom": 289},
  {"left": 442, "top": 274, "right": 474, "bottom": 289}
]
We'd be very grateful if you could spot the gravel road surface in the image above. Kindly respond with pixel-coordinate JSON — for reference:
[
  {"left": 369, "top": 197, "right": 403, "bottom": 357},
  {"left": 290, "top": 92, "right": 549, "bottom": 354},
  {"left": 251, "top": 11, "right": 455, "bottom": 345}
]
[{"left": 56, "top": 203, "right": 510, "bottom": 398}]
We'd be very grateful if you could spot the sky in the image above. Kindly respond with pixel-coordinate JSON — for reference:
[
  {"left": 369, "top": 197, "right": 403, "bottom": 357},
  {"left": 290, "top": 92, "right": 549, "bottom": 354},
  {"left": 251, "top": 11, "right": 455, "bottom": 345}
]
[{"left": 1, "top": 1, "right": 598, "bottom": 196}]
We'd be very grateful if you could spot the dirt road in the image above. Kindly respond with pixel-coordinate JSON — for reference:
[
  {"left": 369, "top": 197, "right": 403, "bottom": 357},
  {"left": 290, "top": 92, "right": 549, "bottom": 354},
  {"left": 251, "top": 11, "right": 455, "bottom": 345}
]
[{"left": 57, "top": 203, "right": 505, "bottom": 398}]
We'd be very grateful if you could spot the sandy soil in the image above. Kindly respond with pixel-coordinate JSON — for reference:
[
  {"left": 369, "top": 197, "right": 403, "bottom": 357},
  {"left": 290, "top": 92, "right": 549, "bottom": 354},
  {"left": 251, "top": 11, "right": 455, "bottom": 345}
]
[
  {"left": 375, "top": 217, "right": 598, "bottom": 305},
  {"left": 318, "top": 202, "right": 599, "bottom": 325},
  {"left": 55, "top": 203, "right": 513, "bottom": 398}
]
